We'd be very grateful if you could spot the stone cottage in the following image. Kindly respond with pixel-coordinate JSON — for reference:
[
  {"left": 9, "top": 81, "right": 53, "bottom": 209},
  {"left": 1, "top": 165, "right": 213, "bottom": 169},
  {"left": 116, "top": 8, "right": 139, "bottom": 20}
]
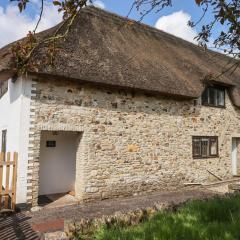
[{"left": 0, "top": 6, "right": 240, "bottom": 208}]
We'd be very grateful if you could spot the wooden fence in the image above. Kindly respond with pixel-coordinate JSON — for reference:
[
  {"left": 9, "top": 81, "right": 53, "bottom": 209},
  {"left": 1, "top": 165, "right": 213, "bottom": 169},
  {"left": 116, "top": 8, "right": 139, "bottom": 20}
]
[{"left": 0, "top": 152, "right": 18, "bottom": 211}]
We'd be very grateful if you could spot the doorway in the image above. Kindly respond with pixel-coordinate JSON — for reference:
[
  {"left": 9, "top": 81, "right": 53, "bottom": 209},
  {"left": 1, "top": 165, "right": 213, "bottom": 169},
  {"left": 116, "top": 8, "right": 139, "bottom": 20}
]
[
  {"left": 232, "top": 137, "right": 240, "bottom": 176},
  {"left": 38, "top": 131, "right": 79, "bottom": 197}
]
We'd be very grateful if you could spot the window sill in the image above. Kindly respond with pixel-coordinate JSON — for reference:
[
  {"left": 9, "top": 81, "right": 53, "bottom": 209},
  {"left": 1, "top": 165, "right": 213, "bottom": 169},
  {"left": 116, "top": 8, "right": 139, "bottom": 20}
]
[
  {"left": 193, "top": 155, "right": 219, "bottom": 159},
  {"left": 0, "top": 91, "right": 7, "bottom": 100},
  {"left": 201, "top": 104, "right": 226, "bottom": 109}
]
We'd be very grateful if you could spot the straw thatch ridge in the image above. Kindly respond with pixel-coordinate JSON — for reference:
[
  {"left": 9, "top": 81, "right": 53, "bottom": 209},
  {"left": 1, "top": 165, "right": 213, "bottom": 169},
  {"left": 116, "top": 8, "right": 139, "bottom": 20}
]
[{"left": 0, "top": 6, "right": 240, "bottom": 105}]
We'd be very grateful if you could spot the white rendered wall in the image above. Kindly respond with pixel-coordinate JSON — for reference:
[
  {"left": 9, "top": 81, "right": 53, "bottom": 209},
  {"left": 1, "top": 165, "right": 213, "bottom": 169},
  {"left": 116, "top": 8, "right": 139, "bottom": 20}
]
[
  {"left": 39, "top": 131, "right": 78, "bottom": 195},
  {"left": 0, "top": 77, "right": 32, "bottom": 204}
]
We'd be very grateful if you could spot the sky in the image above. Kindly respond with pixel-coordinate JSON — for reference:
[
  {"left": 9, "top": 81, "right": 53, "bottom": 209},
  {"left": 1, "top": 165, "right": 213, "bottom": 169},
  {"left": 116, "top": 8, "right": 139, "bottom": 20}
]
[{"left": 0, "top": 0, "right": 219, "bottom": 48}]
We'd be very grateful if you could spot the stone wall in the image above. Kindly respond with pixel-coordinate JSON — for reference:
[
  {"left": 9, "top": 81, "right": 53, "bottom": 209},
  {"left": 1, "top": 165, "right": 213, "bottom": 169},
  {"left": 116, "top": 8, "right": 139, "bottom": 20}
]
[{"left": 28, "top": 76, "right": 240, "bottom": 206}]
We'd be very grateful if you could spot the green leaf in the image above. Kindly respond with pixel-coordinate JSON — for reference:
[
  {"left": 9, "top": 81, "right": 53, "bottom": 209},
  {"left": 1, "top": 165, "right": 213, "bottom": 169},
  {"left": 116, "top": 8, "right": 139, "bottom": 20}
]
[{"left": 53, "top": 1, "right": 62, "bottom": 6}]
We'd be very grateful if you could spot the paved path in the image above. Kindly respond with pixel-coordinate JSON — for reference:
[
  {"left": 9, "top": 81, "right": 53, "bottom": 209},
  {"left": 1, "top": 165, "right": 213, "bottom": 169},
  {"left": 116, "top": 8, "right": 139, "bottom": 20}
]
[
  {"left": 0, "top": 189, "right": 218, "bottom": 240},
  {"left": 0, "top": 212, "right": 39, "bottom": 240}
]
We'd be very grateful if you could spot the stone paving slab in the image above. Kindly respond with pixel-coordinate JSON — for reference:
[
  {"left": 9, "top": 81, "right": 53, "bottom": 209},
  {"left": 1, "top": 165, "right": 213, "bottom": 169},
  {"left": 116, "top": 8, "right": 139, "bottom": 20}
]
[{"left": 0, "top": 188, "right": 219, "bottom": 240}]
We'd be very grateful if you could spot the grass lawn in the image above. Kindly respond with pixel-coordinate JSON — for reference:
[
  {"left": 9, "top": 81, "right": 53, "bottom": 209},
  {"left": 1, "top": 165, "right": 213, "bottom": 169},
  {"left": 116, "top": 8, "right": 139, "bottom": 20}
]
[{"left": 79, "top": 194, "right": 240, "bottom": 240}]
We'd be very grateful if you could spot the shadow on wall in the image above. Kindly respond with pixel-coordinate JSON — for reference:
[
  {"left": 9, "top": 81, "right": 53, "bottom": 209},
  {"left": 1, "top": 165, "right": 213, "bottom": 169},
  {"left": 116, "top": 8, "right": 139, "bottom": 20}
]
[
  {"left": 37, "top": 77, "right": 202, "bottom": 118},
  {"left": 0, "top": 212, "right": 39, "bottom": 240},
  {"left": 9, "top": 79, "right": 22, "bottom": 104}
]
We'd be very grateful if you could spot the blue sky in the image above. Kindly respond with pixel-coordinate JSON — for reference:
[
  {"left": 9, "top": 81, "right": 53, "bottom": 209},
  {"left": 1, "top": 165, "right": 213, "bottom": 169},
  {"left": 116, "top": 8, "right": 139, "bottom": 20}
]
[
  {"left": 0, "top": 0, "right": 219, "bottom": 48},
  {"left": 0, "top": 0, "right": 208, "bottom": 25},
  {"left": 105, "top": 0, "right": 206, "bottom": 28}
]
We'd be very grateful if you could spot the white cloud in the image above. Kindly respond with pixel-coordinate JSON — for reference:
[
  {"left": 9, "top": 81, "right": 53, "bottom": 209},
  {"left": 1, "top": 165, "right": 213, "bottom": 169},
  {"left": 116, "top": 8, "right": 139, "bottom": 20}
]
[
  {"left": 0, "top": 0, "right": 106, "bottom": 48},
  {"left": 155, "top": 11, "right": 197, "bottom": 44},
  {"left": 0, "top": 2, "right": 62, "bottom": 48},
  {"left": 92, "top": 0, "right": 105, "bottom": 9}
]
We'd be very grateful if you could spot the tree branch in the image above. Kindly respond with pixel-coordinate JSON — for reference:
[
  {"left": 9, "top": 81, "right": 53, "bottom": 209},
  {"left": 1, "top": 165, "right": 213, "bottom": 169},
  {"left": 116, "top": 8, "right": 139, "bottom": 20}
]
[{"left": 33, "top": 0, "right": 44, "bottom": 34}]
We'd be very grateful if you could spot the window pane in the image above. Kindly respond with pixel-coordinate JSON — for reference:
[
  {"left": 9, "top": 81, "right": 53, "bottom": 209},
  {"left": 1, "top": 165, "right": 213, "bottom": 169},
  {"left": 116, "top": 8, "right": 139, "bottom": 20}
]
[
  {"left": 46, "top": 141, "right": 56, "bottom": 148},
  {"left": 0, "top": 81, "right": 8, "bottom": 98},
  {"left": 201, "top": 138, "right": 209, "bottom": 157},
  {"left": 201, "top": 88, "right": 209, "bottom": 105},
  {"left": 209, "top": 88, "right": 218, "bottom": 106},
  {"left": 214, "top": 89, "right": 218, "bottom": 106},
  {"left": 210, "top": 138, "right": 217, "bottom": 155},
  {"left": 217, "top": 90, "right": 225, "bottom": 106},
  {"left": 1, "top": 130, "right": 7, "bottom": 161},
  {"left": 193, "top": 138, "right": 201, "bottom": 156}
]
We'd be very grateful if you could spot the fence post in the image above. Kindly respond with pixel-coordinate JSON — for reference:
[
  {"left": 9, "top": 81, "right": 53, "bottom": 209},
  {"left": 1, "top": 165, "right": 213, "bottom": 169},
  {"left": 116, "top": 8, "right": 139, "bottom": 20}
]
[
  {"left": 11, "top": 152, "right": 18, "bottom": 210},
  {"left": 4, "top": 153, "right": 11, "bottom": 208},
  {"left": 0, "top": 153, "right": 3, "bottom": 209}
]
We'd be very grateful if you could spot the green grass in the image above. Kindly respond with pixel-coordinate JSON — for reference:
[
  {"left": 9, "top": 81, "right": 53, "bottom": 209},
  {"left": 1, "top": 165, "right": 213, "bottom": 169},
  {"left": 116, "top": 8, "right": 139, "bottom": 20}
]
[{"left": 80, "top": 194, "right": 240, "bottom": 240}]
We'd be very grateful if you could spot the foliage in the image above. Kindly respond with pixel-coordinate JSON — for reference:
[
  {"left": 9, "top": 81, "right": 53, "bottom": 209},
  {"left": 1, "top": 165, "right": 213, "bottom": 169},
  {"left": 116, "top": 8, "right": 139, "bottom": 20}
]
[
  {"left": 76, "top": 194, "right": 240, "bottom": 240},
  {"left": 192, "top": 0, "right": 240, "bottom": 59},
  {"left": 11, "top": 31, "right": 37, "bottom": 74},
  {"left": 10, "top": 0, "right": 29, "bottom": 12},
  {"left": 9, "top": 0, "right": 90, "bottom": 74}
]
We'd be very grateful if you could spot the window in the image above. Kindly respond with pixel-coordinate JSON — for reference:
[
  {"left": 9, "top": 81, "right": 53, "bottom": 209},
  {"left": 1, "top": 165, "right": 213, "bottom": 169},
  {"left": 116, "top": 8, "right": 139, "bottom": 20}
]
[
  {"left": 46, "top": 141, "right": 56, "bottom": 148},
  {"left": 192, "top": 136, "right": 218, "bottom": 158},
  {"left": 1, "top": 130, "right": 7, "bottom": 160},
  {"left": 201, "top": 87, "right": 225, "bottom": 107},
  {"left": 0, "top": 80, "right": 8, "bottom": 99}
]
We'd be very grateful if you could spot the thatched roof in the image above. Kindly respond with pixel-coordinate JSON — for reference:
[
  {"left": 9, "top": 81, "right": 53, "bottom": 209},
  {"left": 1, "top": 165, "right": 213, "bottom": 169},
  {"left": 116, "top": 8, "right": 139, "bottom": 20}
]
[{"left": 0, "top": 6, "right": 240, "bottom": 105}]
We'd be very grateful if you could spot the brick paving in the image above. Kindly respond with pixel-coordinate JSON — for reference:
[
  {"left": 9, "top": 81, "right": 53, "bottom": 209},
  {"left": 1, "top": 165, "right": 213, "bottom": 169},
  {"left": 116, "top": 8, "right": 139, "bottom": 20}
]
[
  {"left": 0, "top": 188, "right": 218, "bottom": 240},
  {"left": 31, "top": 218, "right": 64, "bottom": 233}
]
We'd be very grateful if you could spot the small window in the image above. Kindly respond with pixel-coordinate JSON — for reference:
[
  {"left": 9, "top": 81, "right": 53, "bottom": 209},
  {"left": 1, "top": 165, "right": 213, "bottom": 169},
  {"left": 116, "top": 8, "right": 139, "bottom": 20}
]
[
  {"left": 0, "top": 81, "right": 8, "bottom": 99},
  {"left": 1, "top": 130, "right": 7, "bottom": 161},
  {"left": 46, "top": 141, "right": 56, "bottom": 148},
  {"left": 192, "top": 136, "right": 218, "bottom": 158},
  {"left": 1, "top": 130, "right": 7, "bottom": 153},
  {"left": 201, "top": 87, "right": 225, "bottom": 107}
]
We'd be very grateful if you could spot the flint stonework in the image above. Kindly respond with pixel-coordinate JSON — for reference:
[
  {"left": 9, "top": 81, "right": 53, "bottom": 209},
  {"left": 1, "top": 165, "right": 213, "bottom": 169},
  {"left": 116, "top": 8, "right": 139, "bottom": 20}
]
[{"left": 28, "top": 77, "right": 238, "bottom": 206}]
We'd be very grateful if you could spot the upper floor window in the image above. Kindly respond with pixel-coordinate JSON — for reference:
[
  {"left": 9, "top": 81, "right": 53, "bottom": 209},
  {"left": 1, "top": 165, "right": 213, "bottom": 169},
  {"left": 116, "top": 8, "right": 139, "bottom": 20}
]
[
  {"left": 0, "top": 80, "right": 8, "bottom": 99},
  {"left": 201, "top": 86, "right": 225, "bottom": 107}
]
